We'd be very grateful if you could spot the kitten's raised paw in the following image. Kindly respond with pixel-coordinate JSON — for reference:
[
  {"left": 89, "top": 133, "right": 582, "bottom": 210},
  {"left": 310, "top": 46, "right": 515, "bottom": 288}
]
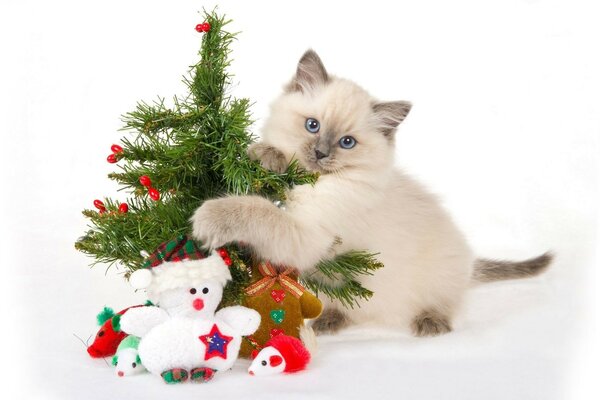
[
  {"left": 190, "top": 198, "right": 238, "bottom": 249},
  {"left": 247, "top": 143, "right": 288, "bottom": 174},
  {"left": 312, "top": 308, "right": 349, "bottom": 334},
  {"left": 411, "top": 309, "right": 452, "bottom": 337}
]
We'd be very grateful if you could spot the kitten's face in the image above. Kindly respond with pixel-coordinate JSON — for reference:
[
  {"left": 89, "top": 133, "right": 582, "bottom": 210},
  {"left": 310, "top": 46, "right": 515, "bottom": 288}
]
[{"left": 261, "top": 50, "right": 411, "bottom": 176}]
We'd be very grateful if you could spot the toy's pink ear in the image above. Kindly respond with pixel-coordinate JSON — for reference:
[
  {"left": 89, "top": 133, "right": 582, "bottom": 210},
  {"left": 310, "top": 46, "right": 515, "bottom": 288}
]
[{"left": 269, "top": 355, "right": 283, "bottom": 367}]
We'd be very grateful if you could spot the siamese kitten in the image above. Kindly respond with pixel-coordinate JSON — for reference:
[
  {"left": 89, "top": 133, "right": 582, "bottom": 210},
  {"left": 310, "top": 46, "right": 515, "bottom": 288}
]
[{"left": 191, "top": 50, "right": 551, "bottom": 336}]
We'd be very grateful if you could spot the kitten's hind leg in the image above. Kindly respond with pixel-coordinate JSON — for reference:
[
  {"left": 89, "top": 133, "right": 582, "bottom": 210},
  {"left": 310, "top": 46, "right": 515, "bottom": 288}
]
[
  {"left": 410, "top": 309, "right": 452, "bottom": 337},
  {"left": 312, "top": 308, "right": 349, "bottom": 334}
]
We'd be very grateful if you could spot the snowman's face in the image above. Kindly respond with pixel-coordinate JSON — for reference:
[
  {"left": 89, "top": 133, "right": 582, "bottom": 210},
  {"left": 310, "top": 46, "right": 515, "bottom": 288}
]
[
  {"left": 113, "top": 350, "right": 145, "bottom": 377},
  {"left": 156, "top": 279, "right": 224, "bottom": 318},
  {"left": 248, "top": 347, "right": 286, "bottom": 376}
]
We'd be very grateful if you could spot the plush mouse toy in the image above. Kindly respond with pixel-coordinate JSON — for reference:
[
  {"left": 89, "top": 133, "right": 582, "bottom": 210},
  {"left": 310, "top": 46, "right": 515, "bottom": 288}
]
[
  {"left": 248, "top": 334, "right": 311, "bottom": 376},
  {"left": 87, "top": 303, "right": 150, "bottom": 358},
  {"left": 120, "top": 235, "right": 261, "bottom": 384},
  {"left": 112, "top": 335, "right": 146, "bottom": 378}
]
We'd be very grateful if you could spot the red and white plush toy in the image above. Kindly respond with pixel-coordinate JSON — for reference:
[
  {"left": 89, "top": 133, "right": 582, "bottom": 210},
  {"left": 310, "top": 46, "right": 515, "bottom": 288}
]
[
  {"left": 248, "top": 334, "right": 311, "bottom": 376},
  {"left": 120, "top": 235, "right": 261, "bottom": 384}
]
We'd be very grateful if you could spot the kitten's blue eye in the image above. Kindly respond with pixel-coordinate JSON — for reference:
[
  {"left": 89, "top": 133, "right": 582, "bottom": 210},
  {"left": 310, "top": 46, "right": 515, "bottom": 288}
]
[
  {"left": 305, "top": 118, "right": 320, "bottom": 133},
  {"left": 339, "top": 136, "right": 357, "bottom": 149}
]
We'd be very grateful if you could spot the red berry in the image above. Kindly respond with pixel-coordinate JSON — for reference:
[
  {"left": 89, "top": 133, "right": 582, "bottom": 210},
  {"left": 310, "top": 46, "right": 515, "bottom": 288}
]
[
  {"left": 201, "top": 22, "right": 211, "bottom": 32},
  {"left": 139, "top": 175, "right": 152, "bottom": 187},
  {"left": 93, "top": 199, "right": 106, "bottom": 211},
  {"left": 217, "top": 248, "right": 229, "bottom": 258},
  {"left": 223, "top": 256, "right": 232, "bottom": 266},
  {"left": 107, "top": 154, "right": 117, "bottom": 163},
  {"left": 119, "top": 203, "right": 129, "bottom": 213},
  {"left": 148, "top": 187, "right": 160, "bottom": 201},
  {"left": 195, "top": 23, "right": 203, "bottom": 32},
  {"left": 111, "top": 144, "right": 123, "bottom": 153}
]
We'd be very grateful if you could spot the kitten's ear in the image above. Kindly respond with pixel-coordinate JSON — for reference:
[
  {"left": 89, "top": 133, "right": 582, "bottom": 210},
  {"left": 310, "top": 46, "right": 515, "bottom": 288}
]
[
  {"left": 287, "top": 49, "right": 329, "bottom": 93},
  {"left": 372, "top": 101, "right": 412, "bottom": 137}
]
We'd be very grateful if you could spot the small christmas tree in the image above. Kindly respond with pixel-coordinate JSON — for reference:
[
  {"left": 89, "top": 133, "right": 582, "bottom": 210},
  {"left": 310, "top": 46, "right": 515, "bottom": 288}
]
[{"left": 75, "top": 10, "right": 382, "bottom": 308}]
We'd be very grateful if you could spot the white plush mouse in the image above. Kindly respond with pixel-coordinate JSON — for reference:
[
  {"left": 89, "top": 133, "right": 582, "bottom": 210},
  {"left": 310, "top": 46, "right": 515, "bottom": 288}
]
[
  {"left": 248, "top": 334, "right": 311, "bottom": 376},
  {"left": 112, "top": 335, "right": 146, "bottom": 377}
]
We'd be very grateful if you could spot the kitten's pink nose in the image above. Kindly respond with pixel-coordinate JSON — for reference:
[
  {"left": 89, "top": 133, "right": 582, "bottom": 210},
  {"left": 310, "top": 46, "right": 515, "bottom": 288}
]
[
  {"left": 193, "top": 298, "right": 204, "bottom": 310},
  {"left": 118, "top": 371, "right": 124, "bottom": 377}
]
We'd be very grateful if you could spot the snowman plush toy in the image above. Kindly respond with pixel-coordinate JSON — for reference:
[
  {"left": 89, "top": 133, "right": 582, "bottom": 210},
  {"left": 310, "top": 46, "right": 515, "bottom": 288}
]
[{"left": 120, "top": 235, "right": 260, "bottom": 384}]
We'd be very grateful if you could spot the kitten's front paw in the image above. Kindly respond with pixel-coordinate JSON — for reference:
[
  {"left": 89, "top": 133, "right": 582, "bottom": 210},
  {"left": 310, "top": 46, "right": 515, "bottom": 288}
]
[
  {"left": 190, "top": 199, "right": 238, "bottom": 249},
  {"left": 248, "top": 142, "right": 288, "bottom": 174}
]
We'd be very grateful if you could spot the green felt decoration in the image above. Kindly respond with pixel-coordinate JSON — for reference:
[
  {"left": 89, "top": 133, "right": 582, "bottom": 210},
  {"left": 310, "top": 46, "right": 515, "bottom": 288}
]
[
  {"left": 111, "top": 314, "right": 121, "bottom": 332},
  {"left": 96, "top": 307, "right": 115, "bottom": 326},
  {"left": 270, "top": 309, "right": 285, "bottom": 324}
]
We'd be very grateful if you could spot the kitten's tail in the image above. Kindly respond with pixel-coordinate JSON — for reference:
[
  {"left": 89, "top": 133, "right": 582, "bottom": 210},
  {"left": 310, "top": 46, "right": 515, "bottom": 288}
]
[{"left": 472, "top": 252, "right": 553, "bottom": 283}]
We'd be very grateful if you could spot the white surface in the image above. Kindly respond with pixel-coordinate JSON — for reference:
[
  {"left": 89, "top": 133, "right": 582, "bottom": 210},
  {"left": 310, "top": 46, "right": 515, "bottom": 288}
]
[{"left": 0, "top": 0, "right": 598, "bottom": 399}]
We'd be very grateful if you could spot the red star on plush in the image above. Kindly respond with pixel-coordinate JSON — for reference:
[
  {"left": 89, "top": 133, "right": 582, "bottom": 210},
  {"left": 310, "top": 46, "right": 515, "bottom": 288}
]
[{"left": 199, "top": 324, "right": 234, "bottom": 360}]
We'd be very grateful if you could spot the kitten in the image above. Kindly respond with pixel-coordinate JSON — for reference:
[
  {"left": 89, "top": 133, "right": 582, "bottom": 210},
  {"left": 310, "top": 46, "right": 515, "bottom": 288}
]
[{"left": 191, "top": 50, "right": 552, "bottom": 336}]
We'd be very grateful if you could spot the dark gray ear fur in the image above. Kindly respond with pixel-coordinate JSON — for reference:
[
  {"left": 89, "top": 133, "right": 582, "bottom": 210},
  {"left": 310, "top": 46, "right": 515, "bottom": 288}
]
[
  {"left": 286, "top": 49, "right": 329, "bottom": 93},
  {"left": 372, "top": 101, "right": 412, "bottom": 136}
]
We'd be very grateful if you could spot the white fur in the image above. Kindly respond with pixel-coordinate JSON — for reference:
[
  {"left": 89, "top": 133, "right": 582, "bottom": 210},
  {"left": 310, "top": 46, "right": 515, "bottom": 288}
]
[
  {"left": 138, "top": 310, "right": 260, "bottom": 377},
  {"left": 120, "top": 307, "right": 169, "bottom": 338},
  {"left": 247, "top": 64, "right": 475, "bottom": 328},
  {"left": 145, "top": 254, "right": 231, "bottom": 300},
  {"left": 215, "top": 306, "right": 262, "bottom": 336},
  {"left": 191, "top": 56, "right": 475, "bottom": 331}
]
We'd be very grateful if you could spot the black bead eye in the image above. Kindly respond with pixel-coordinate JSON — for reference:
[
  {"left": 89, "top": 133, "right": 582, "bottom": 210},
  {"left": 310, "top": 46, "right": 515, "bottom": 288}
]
[
  {"left": 339, "top": 136, "right": 357, "bottom": 149},
  {"left": 305, "top": 118, "right": 320, "bottom": 133},
  {"left": 190, "top": 288, "right": 197, "bottom": 295},
  {"left": 202, "top": 287, "right": 209, "bottom": 294},
  {"left": 132, "top": 362, "right": 137, "bottom": 368},
  {"left": 261, "top": 360, "right": 267, "bottom": 366},
  {"left": 98, "top": 331, "right": 105, "bottom": 337}
]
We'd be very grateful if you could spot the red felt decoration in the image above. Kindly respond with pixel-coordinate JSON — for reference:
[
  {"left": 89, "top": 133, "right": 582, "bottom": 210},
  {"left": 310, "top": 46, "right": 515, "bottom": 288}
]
[
  {"left": 199, "top": 324, "right": 234, "bottom": 360},
  {"left": 110, "top": 144, "right": 123, "bottom": 153},
  {"left": 270, "top": 289, "right": 286, "bottom": 303},
  {"left": 93, "top": 199, "right": 106, "bottom": 211},
  {"left": 269, "top": 355, "right": 283, "bottom": 367},
  {"left": 148, "top": 187, "right": 160, "bottom": 201},
  {"left": 107, "top": 154, "right": 117, "bottom": 163},
  {"left": 118, "top": 203, "right": 128, "bottom": 213},
  {"left": 139, "top": 175, "right": 152, "bottom": 187},
  {"left": 270, "top": 328, "right": 284, "bottom": 338}
]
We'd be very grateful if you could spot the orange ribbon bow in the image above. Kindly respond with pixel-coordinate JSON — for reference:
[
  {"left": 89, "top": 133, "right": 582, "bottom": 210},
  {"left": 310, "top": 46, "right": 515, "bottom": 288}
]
[{"left": 244, "top": 261, "right": 305, "bottom": 298}]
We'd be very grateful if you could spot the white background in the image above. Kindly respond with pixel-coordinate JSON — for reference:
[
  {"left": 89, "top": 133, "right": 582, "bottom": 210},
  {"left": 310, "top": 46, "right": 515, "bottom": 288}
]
[{"left": 0, "top": 0, "right": 597, "bottom": 399}]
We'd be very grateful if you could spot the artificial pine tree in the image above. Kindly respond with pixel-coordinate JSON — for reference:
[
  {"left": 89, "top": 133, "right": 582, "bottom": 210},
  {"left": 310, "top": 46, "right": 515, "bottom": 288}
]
[{"left": 75, "top": 10, "right": 383, "bottom": 308}]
